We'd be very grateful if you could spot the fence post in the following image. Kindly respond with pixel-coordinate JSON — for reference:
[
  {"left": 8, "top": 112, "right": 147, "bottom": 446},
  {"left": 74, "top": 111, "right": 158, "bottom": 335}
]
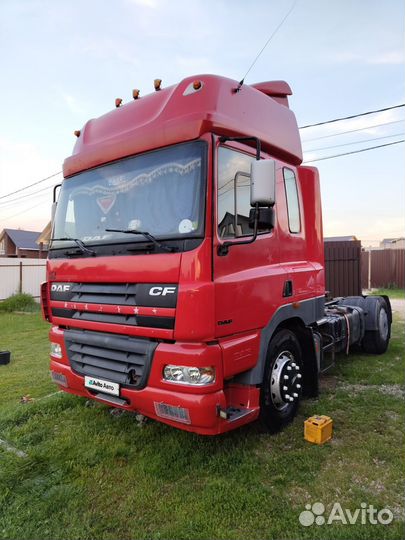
[
  {"left": 19, "top": 261, "right": 23, "bottom": 293},
  {"left": 368, "top": 249, "right": 371, "bottom": 290}
]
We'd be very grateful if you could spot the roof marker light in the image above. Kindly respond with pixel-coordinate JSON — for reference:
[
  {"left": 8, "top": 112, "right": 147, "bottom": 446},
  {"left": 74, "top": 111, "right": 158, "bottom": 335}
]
[
  {"left": 183, "top": 80, "right": 204, "bottom": 96},
  {"left": 74, "top": 130, "right": 81, "bottom": 137},
  {"left": 154, "top": 79, "right": 162, "bottom": 91},
  {"left": 115, "top": 98, "right": 123, "bottom": 108},
  {"left": 132, "top": 89, "right": 140, "bottom": 100}
]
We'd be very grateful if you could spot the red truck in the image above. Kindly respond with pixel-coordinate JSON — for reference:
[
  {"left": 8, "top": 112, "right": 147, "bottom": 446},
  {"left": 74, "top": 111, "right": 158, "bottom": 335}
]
[{"left": 41, "top": 74, "right": 392, "bottom": 435}]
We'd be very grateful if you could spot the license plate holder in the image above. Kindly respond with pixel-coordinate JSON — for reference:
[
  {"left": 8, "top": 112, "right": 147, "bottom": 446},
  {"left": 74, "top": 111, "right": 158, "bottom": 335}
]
[{"left": 84, "top": 376, "right": 120, "bottom": 396}]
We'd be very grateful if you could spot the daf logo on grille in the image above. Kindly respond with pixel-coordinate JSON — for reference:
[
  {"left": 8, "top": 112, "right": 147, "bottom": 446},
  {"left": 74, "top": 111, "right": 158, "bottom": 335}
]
[
  {"left": 149, "top": 286, "right": 176, "bottom": 296},
  {"left": 51, "top": 283, "right": 72, "bottom": 292}
]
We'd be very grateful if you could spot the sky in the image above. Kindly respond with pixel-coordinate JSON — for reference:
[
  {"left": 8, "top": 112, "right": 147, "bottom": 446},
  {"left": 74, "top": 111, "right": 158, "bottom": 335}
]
[{"left": 0, "top": 0, "right": 404, "bottom": 246}]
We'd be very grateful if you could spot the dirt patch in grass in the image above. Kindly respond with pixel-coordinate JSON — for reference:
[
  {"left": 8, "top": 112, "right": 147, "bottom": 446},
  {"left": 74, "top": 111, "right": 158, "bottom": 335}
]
[
  {"left": 390, "top": 298, "right": 405, "bottom": 319},
  {"left": 286, "top": 485, "right": 312, "bottom": 505},
  {"left": 338, "top": 382, "right": 405, "bottom": 398},
  {"left": 319, "top": 374, "right": 338, "bottom": 392}
]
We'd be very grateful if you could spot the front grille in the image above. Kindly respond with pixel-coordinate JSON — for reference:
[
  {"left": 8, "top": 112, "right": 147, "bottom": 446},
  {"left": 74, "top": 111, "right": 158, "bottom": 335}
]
[
  {"left": 52, "top": 309, "right": 174, "bottom": 329},
  {"left": 50, "top": 282, "right": 178, "bottom": 307},
  {"left": 66, "top": 283, "right": 138, "bottom": 305},
  {"left": 64, "top": 328, "right": 157, "bottom": 389},
  {"left": 50, "top": 282, "right": 178, "bottom": 330}
]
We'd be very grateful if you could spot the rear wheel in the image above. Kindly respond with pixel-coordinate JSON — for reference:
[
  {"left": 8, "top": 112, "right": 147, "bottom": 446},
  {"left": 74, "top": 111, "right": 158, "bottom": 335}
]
[
  {"left": 260, "top": 329, "right": 303, "bottom": 433},
  {"left": 362, "top": 297, "right": 390, "bottom": 354}
]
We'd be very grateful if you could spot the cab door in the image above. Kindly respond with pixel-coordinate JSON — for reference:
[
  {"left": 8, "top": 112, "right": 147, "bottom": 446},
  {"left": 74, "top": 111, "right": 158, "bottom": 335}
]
[
  {"left": 278, "top": 166, "right": 318, "bottom": 302},
  {"left": 213, "top": 139, "right": 286, "bottom": 338}
]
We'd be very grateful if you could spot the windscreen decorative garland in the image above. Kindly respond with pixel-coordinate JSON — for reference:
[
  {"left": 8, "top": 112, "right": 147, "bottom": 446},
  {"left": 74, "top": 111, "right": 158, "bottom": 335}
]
[{"left": 53, "top": 142, "right": 206, "bottom": 246}]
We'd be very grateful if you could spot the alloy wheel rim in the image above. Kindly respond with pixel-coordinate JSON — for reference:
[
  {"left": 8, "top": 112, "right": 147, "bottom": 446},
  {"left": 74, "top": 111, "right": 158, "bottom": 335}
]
[
  {"left": 270, "top": 350, "right": 302, "bottom": 410},
  {"left": 379, "top": 308, "right": 389, "bottom": 341}
]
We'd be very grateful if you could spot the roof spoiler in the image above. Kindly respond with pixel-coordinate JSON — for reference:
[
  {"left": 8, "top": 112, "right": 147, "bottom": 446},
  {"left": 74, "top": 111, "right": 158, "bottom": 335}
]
[{"left": 250, "top": 81, "right": 292, "bottom": 108}]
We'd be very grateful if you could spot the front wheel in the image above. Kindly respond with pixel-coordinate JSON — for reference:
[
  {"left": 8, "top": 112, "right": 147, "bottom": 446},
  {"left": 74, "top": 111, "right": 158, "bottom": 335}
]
[{"left": 260, "top": 329, "right": 303, "bottom": 433}]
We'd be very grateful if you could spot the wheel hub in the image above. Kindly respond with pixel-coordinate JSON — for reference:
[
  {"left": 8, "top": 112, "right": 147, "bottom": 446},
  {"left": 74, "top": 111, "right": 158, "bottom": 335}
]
[
  {"left": 270, "top": 350, "right": 302, "bottom": 410},
  {"left": 379, "top": 308, "right": 389, "bottom": 341}
]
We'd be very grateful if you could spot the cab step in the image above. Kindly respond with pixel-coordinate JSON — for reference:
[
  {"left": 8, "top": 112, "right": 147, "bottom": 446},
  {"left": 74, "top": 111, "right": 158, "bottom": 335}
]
[{"left": 218, "top": 406, "right": 255, "bottom": 422}]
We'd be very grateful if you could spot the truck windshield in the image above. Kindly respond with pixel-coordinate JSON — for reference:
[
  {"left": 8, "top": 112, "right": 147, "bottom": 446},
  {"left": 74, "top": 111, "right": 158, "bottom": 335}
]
[{"left": 51, "top": 141, "right": 206, "bottom": 252}]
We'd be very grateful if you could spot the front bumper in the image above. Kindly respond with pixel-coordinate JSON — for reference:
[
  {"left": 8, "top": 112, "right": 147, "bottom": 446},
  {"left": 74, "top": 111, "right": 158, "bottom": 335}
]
[{"left": 49, "top": 327, "right": 259, "bottom": 435}]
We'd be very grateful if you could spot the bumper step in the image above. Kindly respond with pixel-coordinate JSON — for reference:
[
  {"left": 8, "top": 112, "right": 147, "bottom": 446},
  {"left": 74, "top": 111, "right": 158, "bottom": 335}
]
[
  {"left": 218, "top": 406, "right": 255, "bottom": 422},
  {"left": 93, "top": 392, "right": 128, "bottom": 406}
]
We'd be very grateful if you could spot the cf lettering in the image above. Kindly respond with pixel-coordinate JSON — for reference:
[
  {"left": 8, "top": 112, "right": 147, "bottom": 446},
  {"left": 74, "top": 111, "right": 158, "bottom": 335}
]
[
  {"left": 149, "top": 286, "right": 176, "bottom": 296},
  {"left": 162, "top": 287, "right": 176, "bottom": 296},
  {"left": 149, "top": 287, "right": 162, "bottom": 296}
]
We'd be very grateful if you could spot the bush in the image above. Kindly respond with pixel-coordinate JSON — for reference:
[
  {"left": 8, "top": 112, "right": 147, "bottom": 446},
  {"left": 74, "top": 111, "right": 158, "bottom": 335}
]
[{"left": 0, "top": 293, "right": 40, "bottom": 312}]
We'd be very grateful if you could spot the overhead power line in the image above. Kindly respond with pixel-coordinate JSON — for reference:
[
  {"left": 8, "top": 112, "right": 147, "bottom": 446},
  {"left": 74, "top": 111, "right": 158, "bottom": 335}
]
[
  {"left": 218, "top": 139, "right": 404, "bottom": 197},
  {"left": 301, "top": 119, "right": 405, "bottom": 143},
  {"left": 1, "top": 104, "right": 404, "bottom": 207},
  {"left": 0, "top": 184, "right": 53, "bottom": 207},
  {"left": 305, "top": 131, "right": 405, "bottom": 153},
  {"left": 303, "top": 139, "right": 404, "bottom": 164},
  {"left": 0, "top": 171, "right": 61, "bottom": 201},
  {"left": 0, "top": 198, "right": 50, "bottom": 223},
  {"left": 299, "top": 103, "right": 405, "bottom": 129}
]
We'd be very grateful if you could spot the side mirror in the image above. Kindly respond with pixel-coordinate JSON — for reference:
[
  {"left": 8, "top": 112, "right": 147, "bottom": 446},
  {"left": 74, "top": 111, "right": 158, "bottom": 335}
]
[
  {"left": 249, "top": 207, "right": 274, "bottom": 230},
  {"left": 250, "top": 159, "right": 276, "bottom": 207}
]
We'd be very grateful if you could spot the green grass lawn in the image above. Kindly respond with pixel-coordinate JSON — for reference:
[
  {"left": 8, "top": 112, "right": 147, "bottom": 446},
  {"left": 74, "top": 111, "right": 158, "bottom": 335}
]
[
  {"left": 373, "top": 288, "right": 405, "bottom": 300},
  {"left": 0, "top": 311, "right": 404, "bottom": 540}
]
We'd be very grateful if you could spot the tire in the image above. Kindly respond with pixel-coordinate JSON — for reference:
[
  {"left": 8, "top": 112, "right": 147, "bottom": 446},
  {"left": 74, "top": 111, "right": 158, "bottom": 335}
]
[
  {"left": 260, "top": 329, "right": 303, "bottom": 433},
  {"left": 362, "top": 298, "right": 390, "bottom": 354}
]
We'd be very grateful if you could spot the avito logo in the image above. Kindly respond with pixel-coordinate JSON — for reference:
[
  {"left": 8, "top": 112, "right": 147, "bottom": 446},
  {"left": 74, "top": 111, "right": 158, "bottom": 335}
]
[{"left": 299, "top": 502, "right": 394, "bottom": 527}]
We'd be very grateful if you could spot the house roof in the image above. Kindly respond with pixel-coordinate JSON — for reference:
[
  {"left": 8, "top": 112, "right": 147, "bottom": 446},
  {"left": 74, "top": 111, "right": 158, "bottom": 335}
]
[
  {"left": 381, "top": 237, "right": 405, "bottom": 243},
  {"left": 1, "top": 228, "right": 41, "bottom": 250},
  {"left": 36, "top": 221, "right": 51, "bottom": 245},
  {"left": 324, "top": 235, "right": 358, "bottom": 242}
]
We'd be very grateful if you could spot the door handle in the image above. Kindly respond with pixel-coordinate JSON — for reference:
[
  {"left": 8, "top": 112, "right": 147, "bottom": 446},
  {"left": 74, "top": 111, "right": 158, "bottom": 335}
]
[{"left": 283, "top": 280, "right": 293, "bottom": 297}]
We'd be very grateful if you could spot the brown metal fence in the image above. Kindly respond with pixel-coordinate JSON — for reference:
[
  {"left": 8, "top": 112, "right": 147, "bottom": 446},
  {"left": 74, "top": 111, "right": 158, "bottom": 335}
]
[
  {"left": 361, "top": 251, "right": 369, "bottom": 290},
  {"left": 324, "top": 240, "right": 362, "bottom": 298},
  {"left": 361, "top": 249, "right": 405, "bottom": 289}
]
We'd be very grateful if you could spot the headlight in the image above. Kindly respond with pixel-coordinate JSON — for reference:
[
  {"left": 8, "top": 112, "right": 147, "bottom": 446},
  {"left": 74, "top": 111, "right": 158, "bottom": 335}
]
[
  {"left": 50, "top": 342, "right": 62, "bottom": 358},
  {"left": 163, "top": 365, "right": 215, "bottom": 385}
]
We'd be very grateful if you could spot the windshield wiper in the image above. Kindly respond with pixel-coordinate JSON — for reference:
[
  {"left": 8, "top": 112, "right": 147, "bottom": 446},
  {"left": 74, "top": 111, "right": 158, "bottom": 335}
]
[
  {"left": 51, "top": 237, "right": 96, "bottom": 256},
  {"left": 105, "top": 229, "right": 178, "bottom": 253}
]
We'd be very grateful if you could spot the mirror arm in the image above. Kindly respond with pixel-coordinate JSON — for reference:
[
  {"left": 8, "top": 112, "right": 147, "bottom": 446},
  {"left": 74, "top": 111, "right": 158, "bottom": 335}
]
[
  {"left": 233, "top": 171, "right": 250, "bottom": 233},
  {"left": 51, "top": 183, "right": 62, "bottom": 229},
  {"left": 53, "top": 183, "right": 62, "bottom": 203},
  {"left": 217, "top": 204, "right": 259, "bottom": 256}
]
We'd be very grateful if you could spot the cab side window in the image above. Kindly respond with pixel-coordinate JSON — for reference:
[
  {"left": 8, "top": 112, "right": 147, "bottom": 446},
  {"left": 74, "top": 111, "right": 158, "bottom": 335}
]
[
  {"left": 217, "top": 146, "right": 272, "bottom": 238},
  {"left": 283, "top": 168, "right": 301, "bottom": 233}
]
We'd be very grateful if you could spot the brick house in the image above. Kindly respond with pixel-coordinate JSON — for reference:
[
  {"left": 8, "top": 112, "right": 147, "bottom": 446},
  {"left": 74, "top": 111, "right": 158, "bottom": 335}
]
[{"left": 0, "top": 228, "right": 48, "bottom": 258}]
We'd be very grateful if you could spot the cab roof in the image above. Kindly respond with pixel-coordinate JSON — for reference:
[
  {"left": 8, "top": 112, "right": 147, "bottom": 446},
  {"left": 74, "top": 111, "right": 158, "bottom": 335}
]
[{"left": 64, "top": 74, "right": 302, "bottom": 177}]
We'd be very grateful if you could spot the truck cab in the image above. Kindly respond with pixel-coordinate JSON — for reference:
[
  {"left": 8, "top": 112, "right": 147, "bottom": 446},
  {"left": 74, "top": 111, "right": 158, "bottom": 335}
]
[{"left": 42, "top": 74, "right": 390, "bottom": 435}]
